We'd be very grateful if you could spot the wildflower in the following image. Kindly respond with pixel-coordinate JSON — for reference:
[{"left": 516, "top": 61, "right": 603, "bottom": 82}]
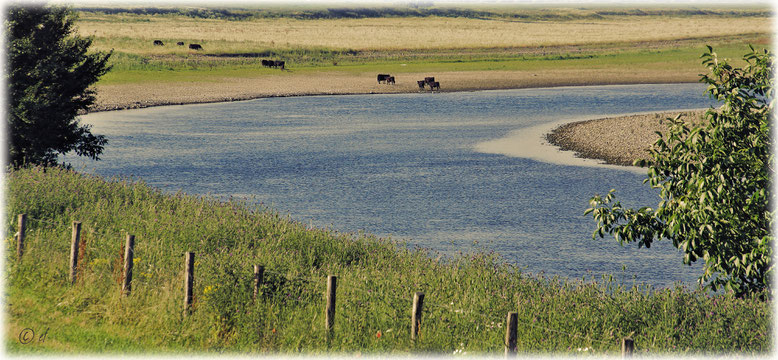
[
  {"left": 376, "top": 331, "right": 382, "bottom": 338},
  {"left": 133, "top": 257, "right": 141, "bottom": 264},
  {"left": 271, "top": 328, "right": 276, "bottom": 334},
  {"left": 204, "top": 286, "right": 214, "bottom": 295}
]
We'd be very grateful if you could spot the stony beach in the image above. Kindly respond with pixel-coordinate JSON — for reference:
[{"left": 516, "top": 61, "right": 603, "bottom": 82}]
[{"left": 546, "top": 110, "right": 707, "bottom": 166}]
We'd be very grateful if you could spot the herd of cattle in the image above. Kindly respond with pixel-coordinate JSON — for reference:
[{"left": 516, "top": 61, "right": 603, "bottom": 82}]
[
  {"left": 378, "top": 74, "right": 440, "bottom": 91},
  {"left": 149, "top": 44, "right": 440, "bottom": 89},
  {"left": 153, "top": 40, "right": 286, "bottom": 70},
  {"left": 153, "top": 40, "right": 202, "bottom": 50}
]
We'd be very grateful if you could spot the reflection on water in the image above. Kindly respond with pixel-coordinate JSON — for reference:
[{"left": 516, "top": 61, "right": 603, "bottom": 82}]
[{"left": 69, "top": 84, "right": 717, "bottom": 288}]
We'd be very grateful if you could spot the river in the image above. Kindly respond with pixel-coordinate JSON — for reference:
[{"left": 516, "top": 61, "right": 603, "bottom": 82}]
[{"left": 68, "top": 83, "right": 719, "bottom": 288}]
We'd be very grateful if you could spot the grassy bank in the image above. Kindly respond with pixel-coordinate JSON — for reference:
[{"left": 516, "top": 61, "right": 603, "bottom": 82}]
[{"left": 5, "top": 167, "right": 771, "bottom": 354}]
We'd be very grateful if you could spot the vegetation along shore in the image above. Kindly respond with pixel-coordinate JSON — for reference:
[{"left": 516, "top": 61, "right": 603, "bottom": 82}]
[{"left": 6, "top": 166, "right": 771, "bottom": 354}]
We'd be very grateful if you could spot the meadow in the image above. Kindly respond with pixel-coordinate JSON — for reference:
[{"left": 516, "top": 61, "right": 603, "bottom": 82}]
[
  {"left": 74, "top": 7, "right": 772, "bottom": 90},
  {"left": 79, "top": 13, "right": 770, "bottom": 53},
  {"left": 5, "top": 166, "right": 771, "bottom": 354}
]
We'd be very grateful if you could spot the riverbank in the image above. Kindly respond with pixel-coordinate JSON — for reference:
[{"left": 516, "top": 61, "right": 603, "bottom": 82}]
[{"left": 90, "top": 68, "right": 699, "bottom": 112}]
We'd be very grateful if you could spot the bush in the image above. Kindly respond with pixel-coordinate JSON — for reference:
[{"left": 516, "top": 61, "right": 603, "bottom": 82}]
[{"left": 586, "top": 46, "right": 773, "bottom": 297}]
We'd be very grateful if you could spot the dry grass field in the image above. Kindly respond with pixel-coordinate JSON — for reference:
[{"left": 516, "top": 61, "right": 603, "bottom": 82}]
[{"left": 78, "top": 12, "right": 772, "bottom": 54}]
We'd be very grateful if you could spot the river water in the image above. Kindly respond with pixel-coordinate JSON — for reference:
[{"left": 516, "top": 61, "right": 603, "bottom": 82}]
[{"left": 69, "top": 83, "right": 719, "bottom": 288}]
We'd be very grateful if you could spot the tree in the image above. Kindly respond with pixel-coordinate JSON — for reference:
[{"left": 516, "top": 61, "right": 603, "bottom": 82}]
[
  {"left": 6, "top": 5, "right": 112, "bottom": 168},
  {"left": 585, "top": 46, "right": 773, "bottom": 297}
]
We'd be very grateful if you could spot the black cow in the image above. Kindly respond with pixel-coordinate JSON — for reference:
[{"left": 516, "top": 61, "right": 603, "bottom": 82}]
[
  {"left": 387, "top": 76, "right": 395, "bottom": 85},
  {"left": 176, "top": 41, "right": 184, "bottom": 46},
  {"left": 274, "top": 60, "right": 285, "bottom": 70},
  {"left": 261, "top": 59, "right": 271, "bottom": 67},
  {"left": 417, "top": 80, "right": 426, "bottom": 90},
  {"left": 430, "top": 81, "right": 440, "bottom": 91},
  {"left": 377, "top": 74, "right": 391, "bottom": 84},
  {"left": 424, "top": 76, "right": 435, "bottom": 85},
  {"left": 153, "top": 40, "right": 164, "bottom": 46},
  {"left": 189, "top": 43, "right": 203, "bottom": 50}
]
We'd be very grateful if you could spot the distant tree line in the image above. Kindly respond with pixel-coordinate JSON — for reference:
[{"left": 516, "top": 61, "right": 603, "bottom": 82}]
[{"left": 74, "top": 6, "right": 772, "bottom": 21}]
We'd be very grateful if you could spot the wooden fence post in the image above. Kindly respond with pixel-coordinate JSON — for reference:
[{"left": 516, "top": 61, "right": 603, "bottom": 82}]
[
  {"left": 184, "top": 252, "right": 195, "bottom": 314},
  {"left": 411, "top": 292, "right": 425, "bottom": 341},
  {"left": 121, "top": 235, "right": 135, "bottom": 295},
  {"left": 505, "top": 312, "right": 518, "bottom": 357},
  {"left": 69, "top": 221, "right": 82, "bottom": 284},
  {"left": 253, "top": 265, "right": 264, "bottom": 301},
  {"left": 622, "top": 338, "right": 634, "bottom": 357},
  {"left": 16, "top": 214, "right": 26, "bottom": 260},
  {"left": 325, "top": 275, "right": 337, "bottom": 337}
]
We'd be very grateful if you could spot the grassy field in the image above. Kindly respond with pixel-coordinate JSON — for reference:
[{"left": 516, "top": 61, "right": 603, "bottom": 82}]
[
  {"left": 4, "top": 166, "right": 772, "bottom": 354},
  {"left": 74, "top": 7, "right": 772, "bottom": 89},
  {"left": 79, "top": 13, "right": 770, "bottom": 52}
]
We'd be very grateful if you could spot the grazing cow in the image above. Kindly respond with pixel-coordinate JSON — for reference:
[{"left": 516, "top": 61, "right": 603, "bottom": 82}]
[
  {"left": 387, "top": 76, "right": 395, "bottom": 85},
  {"left": 424, "top": 76, "right": 435, "bottom": 85},
  {"left": 377, "top": 74, "right": 391, "bottom": 84},
  {"left": 417, "top": 80, "right": 426, "bottom": 90},
  {"left": 153, "top": 40, "right": 164, "bottom": 46},
  {"left": 176, "top": 41, "right": 184, "bottom": 46},
  {"left": 430, "top": 81, "right": 440, "bottom": 91},
  {"left": 261, "top": 59, "right": 271, "bottom": 67},
  {"left": 274, "top": 60, "right": 285, "bottom": 70},
  {"left": 189, "top": 43, "right": 203, "bottom": 50}
]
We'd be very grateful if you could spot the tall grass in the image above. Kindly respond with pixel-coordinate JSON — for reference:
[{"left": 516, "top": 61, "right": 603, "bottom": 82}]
[{"left": 5, "top": 166, "right": 771, "bottom": 354}]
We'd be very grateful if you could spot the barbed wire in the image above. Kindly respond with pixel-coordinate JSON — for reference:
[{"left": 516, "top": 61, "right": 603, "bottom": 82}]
[{"left": 24, "top": 216, "right": 61, "bottom": 227}]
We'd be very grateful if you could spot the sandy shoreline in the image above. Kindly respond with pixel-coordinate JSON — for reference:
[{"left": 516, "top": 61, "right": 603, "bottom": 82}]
[
  {"left": 90, "top": 70, "right": 705, "bottom": 167},
  {"left": 90, "top": 69, "right": 698, "bottom": 112}
]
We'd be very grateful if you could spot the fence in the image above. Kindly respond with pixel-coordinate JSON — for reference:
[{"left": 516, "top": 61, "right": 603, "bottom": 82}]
[{"left": 12, "top": 213, "right": 636, "bottom": 357}]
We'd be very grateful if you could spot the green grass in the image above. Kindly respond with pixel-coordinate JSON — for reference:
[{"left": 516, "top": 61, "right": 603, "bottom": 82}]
[
  {"left": 5, "top": 166, "right": 771, "bottom": 355},
  {"left": 96, "top": 37, "right": 769, "bottom": 86}
]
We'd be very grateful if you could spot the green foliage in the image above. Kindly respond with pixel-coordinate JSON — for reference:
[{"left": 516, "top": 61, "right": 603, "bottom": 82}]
[
  {"left": 5, "top": 167, "right": 771, "bottom": 354},
  {"left": 6, "top": 5, "right": 112, "bottom": 168},
  {"left": 586, "top": 46, "right": 773, "bottom": 296}
]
